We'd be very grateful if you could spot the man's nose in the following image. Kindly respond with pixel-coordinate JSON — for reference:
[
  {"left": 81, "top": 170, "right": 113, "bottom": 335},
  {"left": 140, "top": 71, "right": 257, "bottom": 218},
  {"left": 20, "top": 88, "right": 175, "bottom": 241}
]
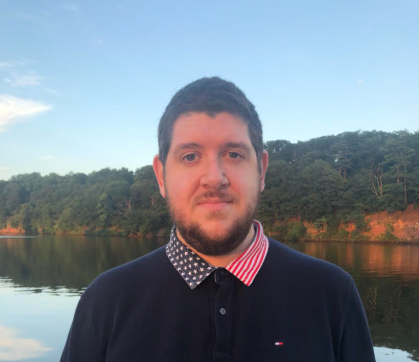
[{"left": 200, "top": 158, "right": 228, "bottom": 189}]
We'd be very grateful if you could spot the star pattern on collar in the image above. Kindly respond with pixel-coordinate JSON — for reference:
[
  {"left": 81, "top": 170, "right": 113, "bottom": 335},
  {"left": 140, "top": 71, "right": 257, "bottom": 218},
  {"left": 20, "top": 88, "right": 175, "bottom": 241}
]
[
  {"left": 166, "top": 220, "right": 269, "bottom": 290},
  {"left": 166, "top": 227, "right": 216, "bottom": 289}
]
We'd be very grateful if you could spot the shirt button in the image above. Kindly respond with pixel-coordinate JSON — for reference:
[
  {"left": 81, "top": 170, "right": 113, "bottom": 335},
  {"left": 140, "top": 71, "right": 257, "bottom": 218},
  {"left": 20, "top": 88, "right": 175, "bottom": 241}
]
[
  {"left": 220, "top": 269, "right": 225, "bottom": 275},
  {"left": 220, "top": 308, "right": 227, "bottom": 315}
]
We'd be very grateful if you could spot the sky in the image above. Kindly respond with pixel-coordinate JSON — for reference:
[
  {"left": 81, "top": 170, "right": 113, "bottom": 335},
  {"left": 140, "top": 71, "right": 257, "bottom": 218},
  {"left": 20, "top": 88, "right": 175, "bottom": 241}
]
[{"left": 0, "top": 0, "right": 418, "bottom": 181}]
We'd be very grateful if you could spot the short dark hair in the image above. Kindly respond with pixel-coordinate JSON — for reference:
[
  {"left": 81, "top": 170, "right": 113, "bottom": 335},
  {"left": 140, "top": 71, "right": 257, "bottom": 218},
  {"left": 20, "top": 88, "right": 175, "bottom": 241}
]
[{"left": 158, "top": 77, "right": 264, "bottom": 170}]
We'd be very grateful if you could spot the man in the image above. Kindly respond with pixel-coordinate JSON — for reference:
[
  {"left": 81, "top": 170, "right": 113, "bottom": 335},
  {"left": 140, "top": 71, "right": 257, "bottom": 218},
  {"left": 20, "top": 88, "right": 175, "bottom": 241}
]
[{"left": 61, "top": 77, "right": 376, "bottom": 361}]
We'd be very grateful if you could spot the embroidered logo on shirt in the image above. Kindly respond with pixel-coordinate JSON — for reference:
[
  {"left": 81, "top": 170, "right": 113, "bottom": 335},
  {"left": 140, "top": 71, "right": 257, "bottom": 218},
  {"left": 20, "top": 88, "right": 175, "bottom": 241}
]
[{"left": 275, "top": 342, "right": 284, "bottom": 346}]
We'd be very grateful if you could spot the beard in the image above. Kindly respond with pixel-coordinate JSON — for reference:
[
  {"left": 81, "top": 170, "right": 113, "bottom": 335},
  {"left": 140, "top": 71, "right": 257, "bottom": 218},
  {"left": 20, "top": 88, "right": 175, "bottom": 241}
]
[{"left": 165, "top": 185, "right": 261, "bottom": 257}]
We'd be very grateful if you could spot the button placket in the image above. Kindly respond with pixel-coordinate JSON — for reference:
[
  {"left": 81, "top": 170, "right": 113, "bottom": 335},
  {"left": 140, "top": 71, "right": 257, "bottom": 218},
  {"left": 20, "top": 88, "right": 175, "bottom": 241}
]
[{"left": 213, "top": 268, "right": 234, "bottom": 360}]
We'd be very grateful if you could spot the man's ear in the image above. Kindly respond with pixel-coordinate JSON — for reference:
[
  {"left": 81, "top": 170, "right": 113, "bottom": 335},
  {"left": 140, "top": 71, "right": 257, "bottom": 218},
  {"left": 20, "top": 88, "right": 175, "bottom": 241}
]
[
  {"left": 153, "top": 155, "right": 166, "bottom": 198},
  {"left": 259, "top": 150, "right": 269, "bottom": 192}
]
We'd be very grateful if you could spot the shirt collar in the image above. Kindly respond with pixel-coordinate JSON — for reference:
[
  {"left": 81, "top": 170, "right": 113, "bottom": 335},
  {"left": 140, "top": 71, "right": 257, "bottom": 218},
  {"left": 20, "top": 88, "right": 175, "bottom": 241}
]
[{"left": 165, "top": 220, "right": 269, "bottom": 289}]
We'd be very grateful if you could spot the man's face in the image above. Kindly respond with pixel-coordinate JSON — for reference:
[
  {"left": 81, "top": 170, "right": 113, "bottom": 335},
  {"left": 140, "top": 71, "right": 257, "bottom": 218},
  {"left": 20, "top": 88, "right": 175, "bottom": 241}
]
[{"left": 153, "top": 112, "right": 268, "bottom": 256}]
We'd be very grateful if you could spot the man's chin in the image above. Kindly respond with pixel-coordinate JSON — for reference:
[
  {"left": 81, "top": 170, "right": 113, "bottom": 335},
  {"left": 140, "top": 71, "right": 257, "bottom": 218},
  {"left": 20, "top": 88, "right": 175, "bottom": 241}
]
[
  {"left": 170, "top": 203, "right": 257, "bottom": 256},
  {"left": 188, "top": 218, "right": 251, "bottom": 243},
  {"left": 195, "top": 229, "right": 231, "bottom": 245},
  {"left": 192, "top": 216, "right": 235, "bottom": 232},
  {"left": 205, "top": 213, "right": 231, "bottom": 223}
]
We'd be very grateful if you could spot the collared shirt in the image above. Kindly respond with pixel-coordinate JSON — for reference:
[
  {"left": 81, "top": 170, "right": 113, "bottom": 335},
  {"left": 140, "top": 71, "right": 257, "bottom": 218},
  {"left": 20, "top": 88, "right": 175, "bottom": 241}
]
[{"left": 165, "top": 220, "right": 269, "bottom": 289}]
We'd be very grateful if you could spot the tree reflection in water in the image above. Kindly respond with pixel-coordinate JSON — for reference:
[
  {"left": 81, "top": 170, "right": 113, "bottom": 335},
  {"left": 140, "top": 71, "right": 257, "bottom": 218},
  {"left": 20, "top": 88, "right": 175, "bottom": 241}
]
[
  {"left": 290, "top": 242, "right": 419, "bottom": 361},
  {"left": 0, "top": 237, "right": 418, "bottom": 361}
]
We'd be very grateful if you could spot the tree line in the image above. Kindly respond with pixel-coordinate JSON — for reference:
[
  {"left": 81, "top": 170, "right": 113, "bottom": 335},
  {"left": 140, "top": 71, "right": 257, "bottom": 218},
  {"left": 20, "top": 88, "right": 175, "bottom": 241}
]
[{"left": 1, "top": 130, "right": 418, "bottom": 239}]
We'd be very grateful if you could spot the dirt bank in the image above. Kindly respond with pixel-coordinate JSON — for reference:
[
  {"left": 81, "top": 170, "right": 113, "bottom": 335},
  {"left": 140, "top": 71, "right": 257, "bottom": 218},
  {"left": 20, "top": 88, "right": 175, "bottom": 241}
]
[
  {"left": 0, "top": 225, "right": 25, "bottom": 235},
  {"left": 365, "top": 205, "right": 419, "bottom": 241},
  {"left": 2, "top": 206, "right": 418, "bottom": 241},
  {"left": 303, "top": 205, "right": 419, "bottom": 242}
]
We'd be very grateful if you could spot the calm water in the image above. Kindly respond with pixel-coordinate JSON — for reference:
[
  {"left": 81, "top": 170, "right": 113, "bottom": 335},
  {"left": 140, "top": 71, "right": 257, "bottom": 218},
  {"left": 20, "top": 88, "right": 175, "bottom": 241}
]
[{"left": 0, "top": 236, "right": 418, "bottom": 362}]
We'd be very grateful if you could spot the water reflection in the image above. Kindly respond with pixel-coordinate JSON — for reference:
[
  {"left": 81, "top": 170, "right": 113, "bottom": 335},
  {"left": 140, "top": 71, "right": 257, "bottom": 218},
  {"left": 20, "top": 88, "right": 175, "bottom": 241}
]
[
  {"left": 0, "top": 235, "right": 165, "bottom": 293},
  {"left": 286, "top": 242, "right": 419, "bottom": 362},
  {"left": 0, "top": 325, "right": 51, "bottom": 361},
  {"left": 0, "top": 237, "right": 418, "bottom": 361},
  {"left": 0, "top": 277, "right": 80, "bottom": 362},
  {"left": 290, "top": 243, "right": 419, "bottom": 279},
  {"left": 374, "top": 347, "right": 417, "bottom": 361}
]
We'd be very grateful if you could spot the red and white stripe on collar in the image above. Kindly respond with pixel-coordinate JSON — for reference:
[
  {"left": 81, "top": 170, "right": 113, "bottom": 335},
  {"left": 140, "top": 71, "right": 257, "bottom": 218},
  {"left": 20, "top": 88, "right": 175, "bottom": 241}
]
[{"left": 226, "top": 220, "right": 269, "bottom": 286}]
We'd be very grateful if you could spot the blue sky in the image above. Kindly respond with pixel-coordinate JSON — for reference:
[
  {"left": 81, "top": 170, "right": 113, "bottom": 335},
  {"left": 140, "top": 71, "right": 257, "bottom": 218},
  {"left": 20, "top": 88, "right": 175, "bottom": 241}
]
[{"left": 1, "top": 0, "right": 418, "bottom": 181}]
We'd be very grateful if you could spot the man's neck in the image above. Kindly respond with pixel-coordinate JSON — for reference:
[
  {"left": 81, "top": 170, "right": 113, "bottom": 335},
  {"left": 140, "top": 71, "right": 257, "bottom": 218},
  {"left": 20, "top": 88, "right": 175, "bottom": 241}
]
[{"left": 177, "top": 224, "right": 256, "bottom": 267}]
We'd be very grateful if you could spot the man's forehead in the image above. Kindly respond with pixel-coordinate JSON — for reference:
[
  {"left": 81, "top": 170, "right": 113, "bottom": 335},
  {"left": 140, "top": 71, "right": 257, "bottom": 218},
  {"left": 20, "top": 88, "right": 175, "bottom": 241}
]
[
  {"left": 169, "top": 112, "right": 252, "bottom": 151},
  {"left": 172, "top": 112, "right": 248, "bottom": 136}
]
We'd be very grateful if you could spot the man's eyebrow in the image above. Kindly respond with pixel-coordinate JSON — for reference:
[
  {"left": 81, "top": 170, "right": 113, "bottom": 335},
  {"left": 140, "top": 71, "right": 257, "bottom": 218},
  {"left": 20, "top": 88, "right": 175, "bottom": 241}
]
[
  {"left": 173, "top": 143, "right": 203, "bottom": 153},
  {"left": 173, "top": 142, "right": 252, "bottom": 153},
  {"left": 224, "top": 142, "right": 252, "bottom": 153}
]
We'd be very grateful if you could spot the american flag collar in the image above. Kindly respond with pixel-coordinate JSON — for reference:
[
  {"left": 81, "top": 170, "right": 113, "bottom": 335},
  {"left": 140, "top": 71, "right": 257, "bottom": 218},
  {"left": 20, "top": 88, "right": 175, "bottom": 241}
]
[{"left": 165, "top": 220, "right": 269, "bottom": 290}]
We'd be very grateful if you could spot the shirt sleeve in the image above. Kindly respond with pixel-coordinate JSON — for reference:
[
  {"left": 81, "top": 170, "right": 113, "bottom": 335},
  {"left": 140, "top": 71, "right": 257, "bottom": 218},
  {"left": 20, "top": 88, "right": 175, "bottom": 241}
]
[
  {"left": 339, "top": 280, "right": 376, "bottom": 362},
  {"left": 60, "top": 296, "right": 102, "bottom": 362}
]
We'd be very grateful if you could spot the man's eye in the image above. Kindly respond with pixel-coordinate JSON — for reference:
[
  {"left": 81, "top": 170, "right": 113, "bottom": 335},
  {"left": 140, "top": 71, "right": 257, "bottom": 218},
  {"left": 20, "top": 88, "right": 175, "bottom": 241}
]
[
  {"left": 228, "top": 152, "right": 242, "bottom": 159},
  {"left": 184, "top": 154, "right": 196, "bottom": 162}
]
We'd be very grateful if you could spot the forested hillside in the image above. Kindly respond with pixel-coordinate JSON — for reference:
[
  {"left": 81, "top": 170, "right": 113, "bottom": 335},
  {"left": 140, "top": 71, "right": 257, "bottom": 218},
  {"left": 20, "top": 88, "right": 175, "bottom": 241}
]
[
  {"left": 259, "top": 130, "right": 419, "bottom": 241},
  {"left": 1, "top": 130, "right": 418, "bottom": 241}
]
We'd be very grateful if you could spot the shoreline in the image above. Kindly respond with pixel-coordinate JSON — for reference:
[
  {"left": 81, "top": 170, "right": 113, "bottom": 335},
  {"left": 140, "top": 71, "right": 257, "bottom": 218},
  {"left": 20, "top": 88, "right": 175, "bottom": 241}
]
[
  {"left": 2, "top": 206, "right": 418, "bottom": 242},
  {"left": 1, "top": 232, "right": 418, "bottom": 244}
]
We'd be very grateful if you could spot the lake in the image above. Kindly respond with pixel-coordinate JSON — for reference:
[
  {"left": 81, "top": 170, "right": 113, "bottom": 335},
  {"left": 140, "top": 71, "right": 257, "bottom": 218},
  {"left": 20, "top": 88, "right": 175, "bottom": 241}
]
[{"left": 0, "top": 235, "right": 418, "bottom": 362}]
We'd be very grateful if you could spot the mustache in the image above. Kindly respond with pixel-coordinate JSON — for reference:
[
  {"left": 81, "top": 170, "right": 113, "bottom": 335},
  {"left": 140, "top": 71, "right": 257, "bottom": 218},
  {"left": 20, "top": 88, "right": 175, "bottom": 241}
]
[{"left": 194, "top": 190, "right": 238, "bottom": 205}]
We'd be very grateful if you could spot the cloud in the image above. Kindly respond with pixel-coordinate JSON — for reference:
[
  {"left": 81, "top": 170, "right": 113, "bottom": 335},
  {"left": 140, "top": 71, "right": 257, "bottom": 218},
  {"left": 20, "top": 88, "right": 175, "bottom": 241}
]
[
  {"left": 4, "top": 72, "right": 43, "bottom": 87},
  {"left": 61, "top": 4, "right": 79, "bottom": 12},
  {"left": 0, "top": 62, "right": 14, "bottom": 69},
  {"left": 0, "top": 94, "right": 52, "bottom": 132},
  {"left": 357, "top": 79, "right": 364, "bottom": 84},
  {"left": 0, "top": 60, "right": 29, "bottom": 69},
  {"left": 0, "top": 326, "right": 52, "bottom": 361},
  {"left": 0, "top": 167, "right": 10, "bottom": 171},
  {"left": 40, "top": 155, "right": 54, "bottom": 160}
]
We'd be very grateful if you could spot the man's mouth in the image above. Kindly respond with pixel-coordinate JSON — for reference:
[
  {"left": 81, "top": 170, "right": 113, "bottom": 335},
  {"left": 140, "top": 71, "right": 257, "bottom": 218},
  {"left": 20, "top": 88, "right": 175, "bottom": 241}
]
[
  {"left": 199, "top": 199, "right": 232, "bottom": 204},
  {"left": 197, "top": 198, "right": 233, "bottom": 211}
]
